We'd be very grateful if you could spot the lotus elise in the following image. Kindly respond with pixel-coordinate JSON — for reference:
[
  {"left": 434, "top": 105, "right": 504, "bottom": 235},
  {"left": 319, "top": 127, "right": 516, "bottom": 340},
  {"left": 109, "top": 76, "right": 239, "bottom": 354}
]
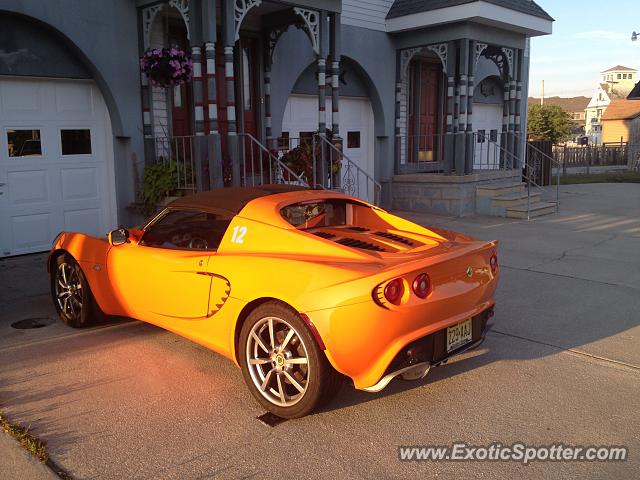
[{"left": 49, "top": 185, "right": 499, "bottom": 418}]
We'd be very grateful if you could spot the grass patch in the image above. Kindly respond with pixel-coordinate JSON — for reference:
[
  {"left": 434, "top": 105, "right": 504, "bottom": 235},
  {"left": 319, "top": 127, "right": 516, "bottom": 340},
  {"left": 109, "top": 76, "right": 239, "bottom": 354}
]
[
  {"left": 0, "top": 411, "right": 48, "bottom": 462},
  {"left": 553, "top": 171, "right": 640, "bottom": 185}
]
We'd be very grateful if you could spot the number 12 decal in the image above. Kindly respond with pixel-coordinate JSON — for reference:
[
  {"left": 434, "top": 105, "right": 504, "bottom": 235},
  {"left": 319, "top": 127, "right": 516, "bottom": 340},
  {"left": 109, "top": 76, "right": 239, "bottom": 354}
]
[{"left": 231, "top": 226, "right": 247, "bottom": 244}]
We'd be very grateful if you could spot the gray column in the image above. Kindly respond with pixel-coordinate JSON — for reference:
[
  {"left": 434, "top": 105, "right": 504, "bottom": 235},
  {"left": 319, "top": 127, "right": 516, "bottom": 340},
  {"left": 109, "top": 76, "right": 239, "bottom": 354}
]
[
  {"left": 508, "top": 50, "right": 518, "bottom": 168},
  {"left": 454, "top": 39, "right": 469, "bottom": 175},
  {"left": 465, "top": 39, "right": 476, "bottom": 174},
  {"left": 329, "top": 12, "right": 341, "bottom": 137},
  {"left": 204, "top": 42, "right": 218, "bottom": 134},
  {"left": 444, "top": 41, "right": 457, "bottom": 174},
  {"left": 191, "top": 46, "right": 205, "bottom": 136},
  {"left": 317, "top": 10, "right": 328, "bottom": 135},
  {"left": 264, "top": 63, "right": 273, "bottom": 145}
]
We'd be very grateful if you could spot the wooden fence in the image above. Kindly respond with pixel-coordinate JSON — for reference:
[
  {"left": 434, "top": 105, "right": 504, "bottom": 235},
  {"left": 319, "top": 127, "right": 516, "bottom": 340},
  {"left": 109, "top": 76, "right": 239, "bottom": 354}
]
[{"left": 553, "top": 144, "right": 629, "bottom": 173}]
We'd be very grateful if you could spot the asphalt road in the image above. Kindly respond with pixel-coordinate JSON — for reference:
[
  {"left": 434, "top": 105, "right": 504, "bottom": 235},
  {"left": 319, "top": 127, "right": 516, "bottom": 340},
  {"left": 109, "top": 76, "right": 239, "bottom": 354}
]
[{"left": 0, "top": 183, "right": 639, "bottom": 479}]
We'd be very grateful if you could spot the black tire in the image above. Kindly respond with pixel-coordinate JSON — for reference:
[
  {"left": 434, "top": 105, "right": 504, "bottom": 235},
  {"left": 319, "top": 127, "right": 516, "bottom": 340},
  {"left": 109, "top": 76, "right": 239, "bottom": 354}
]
[
  {"left": 51, "top": 253, "right": 99, "bottom": 328},
  {"left": 238, "top": 302, "right": 342, "bottom": 418}
]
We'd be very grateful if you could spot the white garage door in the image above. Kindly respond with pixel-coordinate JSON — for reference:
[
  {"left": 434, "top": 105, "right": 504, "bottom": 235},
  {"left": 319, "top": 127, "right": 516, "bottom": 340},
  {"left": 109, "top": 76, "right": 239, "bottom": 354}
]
[
  {"left": 0, "top": 78, "right": 116, "bottom": 257},
  {"left": 473, "top": 103, "right": 504, "bottom": 170},
  {"left": 281, "top": 95, "right": 375, "bottom": 201}
]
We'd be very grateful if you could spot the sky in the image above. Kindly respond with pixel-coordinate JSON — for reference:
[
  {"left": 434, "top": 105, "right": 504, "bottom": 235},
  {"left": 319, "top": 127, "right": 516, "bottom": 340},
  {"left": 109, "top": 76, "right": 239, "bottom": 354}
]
[{"left": 529, "top": 0, "right": 640, "bottom": 98}]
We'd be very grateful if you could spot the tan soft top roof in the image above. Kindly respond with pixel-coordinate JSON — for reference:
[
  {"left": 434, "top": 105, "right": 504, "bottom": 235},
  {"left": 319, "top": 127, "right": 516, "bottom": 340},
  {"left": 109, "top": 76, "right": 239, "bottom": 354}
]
[{"left": 168, "top": 185, "right": 309, "bottom": 215}]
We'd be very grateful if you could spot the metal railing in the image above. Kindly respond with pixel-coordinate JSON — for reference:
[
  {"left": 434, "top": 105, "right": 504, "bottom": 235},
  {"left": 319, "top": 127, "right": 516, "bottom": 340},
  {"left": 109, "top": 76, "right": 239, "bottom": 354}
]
[
  {"left": 148, "top": 136, "right": 196, "bottom": 191},
  {"left": 275, "top": 134, "right": 381, "bottom": 205},
  {"left": 516, "top": 134, "right": 561, "bottom": 220},
  {"left": 239, "top": 133, "right": 309, "bottom": 187},
  {"left": 472, "top": 131, "right": 515, "bottom": 171},
  {"left": 396, "top": 133, "right": 447, "bottom": 173},
  {"left": 315, "top": 134, "right": 382, "bottom": 205}
]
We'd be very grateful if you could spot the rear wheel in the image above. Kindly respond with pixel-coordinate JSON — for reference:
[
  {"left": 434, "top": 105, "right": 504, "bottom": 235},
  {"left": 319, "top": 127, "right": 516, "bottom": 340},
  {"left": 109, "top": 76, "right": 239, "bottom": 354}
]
[
  {"left": 239, "top": 302, "right": 342, "bottom": 418},
  {"left": 51, "top": 253, "right": 97, "bottom": 328}
]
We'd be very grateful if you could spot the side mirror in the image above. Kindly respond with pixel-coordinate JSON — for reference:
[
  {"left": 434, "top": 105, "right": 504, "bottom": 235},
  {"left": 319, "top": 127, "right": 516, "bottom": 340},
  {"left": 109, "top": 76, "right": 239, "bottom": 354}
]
[{"left": 108, "top": 227, "right": 129, "bottom": 246}]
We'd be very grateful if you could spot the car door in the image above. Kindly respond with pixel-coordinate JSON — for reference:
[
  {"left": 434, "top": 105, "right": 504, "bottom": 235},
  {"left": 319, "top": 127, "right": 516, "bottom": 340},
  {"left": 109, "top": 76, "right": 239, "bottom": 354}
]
[{"left": 107, "top": 209, "right": 231, "bottom": 323}]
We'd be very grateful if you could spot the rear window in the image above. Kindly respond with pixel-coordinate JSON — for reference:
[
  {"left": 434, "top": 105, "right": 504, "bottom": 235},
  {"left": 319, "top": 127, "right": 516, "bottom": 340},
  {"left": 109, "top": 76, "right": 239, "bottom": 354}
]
[{"left": 280, "top": 199, "right": 349, "bottom": 229}]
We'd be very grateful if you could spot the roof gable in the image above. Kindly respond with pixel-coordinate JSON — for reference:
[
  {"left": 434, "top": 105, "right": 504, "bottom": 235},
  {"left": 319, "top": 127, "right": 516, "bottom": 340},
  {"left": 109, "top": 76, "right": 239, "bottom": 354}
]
[
  {"left": 387, "top": 0, "right": 553, "bottom": 20},
  {"left": 601, "top": 100, "right": 640, "bottom": 121},
  {"left": 602, "top": 65, "right": 637, "bottom": 73}
]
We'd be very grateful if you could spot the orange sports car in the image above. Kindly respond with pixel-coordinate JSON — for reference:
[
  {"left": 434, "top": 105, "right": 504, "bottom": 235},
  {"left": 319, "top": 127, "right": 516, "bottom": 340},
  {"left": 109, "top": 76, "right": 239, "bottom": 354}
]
[{"left": 49, "top": 185, "right": 499, "bottom": 418}]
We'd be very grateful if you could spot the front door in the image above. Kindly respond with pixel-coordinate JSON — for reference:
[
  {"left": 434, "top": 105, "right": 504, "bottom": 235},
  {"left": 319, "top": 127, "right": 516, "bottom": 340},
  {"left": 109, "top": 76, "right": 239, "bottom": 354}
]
[{"left": 408, "top": 60, "right": 443, "bottom": 170}]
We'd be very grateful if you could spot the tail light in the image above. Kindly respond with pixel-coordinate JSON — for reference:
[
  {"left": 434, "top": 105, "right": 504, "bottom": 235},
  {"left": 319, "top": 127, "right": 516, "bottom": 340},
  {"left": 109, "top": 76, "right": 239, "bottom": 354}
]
[
  {"left": 412, "top": 273, "right": 431, "bottom": 299},
  {"left": 490, "top": 252, "right": 498, "bottom": 275},
  {"left": 384, "top": 278, "right": 404, "bottom": 305}
]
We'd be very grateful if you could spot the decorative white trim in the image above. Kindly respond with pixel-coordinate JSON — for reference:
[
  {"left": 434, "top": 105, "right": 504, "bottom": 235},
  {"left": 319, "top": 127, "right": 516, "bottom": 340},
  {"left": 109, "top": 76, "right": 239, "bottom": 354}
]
[
  {"left": 235, "top": 0, "right": 262, "bottom": 42},
  {"left": 426, "top": 43, "right": 448, "bottom": 71},
  {"left": 142, "top": 4, "right": 163, "bottom": 50},
  {"left": 501, "top": 48, "right": 514, "bottom": 78},
  {"left": 294, "top": 7, "right": 320, "bottom": 55},
  {"left": 399, "top": 47, "right": 422, "bottom": 81},
  {"left": 168, "top": 0, "right": 190, "bottom": 40},
  {"left": 142, "top": 1, "right": 191, "bottom": 48},
  {"left": 475, "top": 42, "right": 488, "bottom": 66}
]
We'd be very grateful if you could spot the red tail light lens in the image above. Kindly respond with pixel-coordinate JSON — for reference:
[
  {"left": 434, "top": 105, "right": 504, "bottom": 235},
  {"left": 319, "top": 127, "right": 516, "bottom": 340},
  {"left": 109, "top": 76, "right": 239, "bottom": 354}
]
[
  {"left": 490, "top": 252, "right": 498, "bottom": 275},
  {"left": 384, "top": 278, "right": 404, "bottom": 305},
  {"left": 412, "top": 273, "right": 431, "bottom": 299}
]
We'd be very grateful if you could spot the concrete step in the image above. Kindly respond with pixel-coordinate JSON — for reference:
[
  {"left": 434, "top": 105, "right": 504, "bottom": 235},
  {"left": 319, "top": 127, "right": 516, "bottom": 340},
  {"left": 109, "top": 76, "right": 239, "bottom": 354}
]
[
  {"left": 476, "top": 182, "right": 525, "bottom": 197},
  {"left": 506, "top": 202, "right": 557, "bottom": 219},
  {"left": 492, "top": 191, "right": 542, "bottom": 208}
]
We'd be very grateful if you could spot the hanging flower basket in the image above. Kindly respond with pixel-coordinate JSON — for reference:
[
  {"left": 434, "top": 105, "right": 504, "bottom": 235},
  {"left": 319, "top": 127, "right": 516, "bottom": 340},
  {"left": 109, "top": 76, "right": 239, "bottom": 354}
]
[{"left": 140, "top": 47, "right": 193, "bottom": 88}]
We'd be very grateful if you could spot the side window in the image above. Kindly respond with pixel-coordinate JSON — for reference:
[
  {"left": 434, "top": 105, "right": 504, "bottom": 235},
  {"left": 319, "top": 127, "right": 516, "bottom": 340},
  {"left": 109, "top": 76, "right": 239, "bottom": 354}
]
[{"left": 140, "top": 209, "right": 232, "bottom": 251}]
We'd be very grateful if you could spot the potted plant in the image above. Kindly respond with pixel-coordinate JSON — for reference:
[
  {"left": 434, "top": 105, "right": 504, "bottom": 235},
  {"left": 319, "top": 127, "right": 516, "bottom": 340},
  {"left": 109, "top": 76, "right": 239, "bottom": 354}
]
[{"left": 140, "top": 47, "right": 193, "bottom": 88}]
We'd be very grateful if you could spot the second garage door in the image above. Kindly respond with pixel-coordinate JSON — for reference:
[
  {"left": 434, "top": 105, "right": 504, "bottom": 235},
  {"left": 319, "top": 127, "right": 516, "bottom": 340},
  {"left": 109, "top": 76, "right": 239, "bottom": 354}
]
[{"left": 281, "top": 95, "right": 375, "bottom": 200}]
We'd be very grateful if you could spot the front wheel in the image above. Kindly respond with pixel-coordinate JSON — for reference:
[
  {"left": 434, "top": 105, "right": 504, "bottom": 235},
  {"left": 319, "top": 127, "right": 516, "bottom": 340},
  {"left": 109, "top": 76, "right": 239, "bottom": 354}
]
[
  {"left": 239, "top": 302, "right": 342, "bottom": 418},
  {"left": 51, "top": 253, "right": 96, "bottom": 328}
]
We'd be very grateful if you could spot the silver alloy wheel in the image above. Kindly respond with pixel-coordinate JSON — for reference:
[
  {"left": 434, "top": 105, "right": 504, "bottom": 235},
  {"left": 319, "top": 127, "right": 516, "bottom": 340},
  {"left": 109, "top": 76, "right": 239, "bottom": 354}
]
[
  {"left": 246, "top": 316, "right": 310, "bottom": 407},
  {"left": 55, "top": 262, "right": 83, "bottom": 320}
]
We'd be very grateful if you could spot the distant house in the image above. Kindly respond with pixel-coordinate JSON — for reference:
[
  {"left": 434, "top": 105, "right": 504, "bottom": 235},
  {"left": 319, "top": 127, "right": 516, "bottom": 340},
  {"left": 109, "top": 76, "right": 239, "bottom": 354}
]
[
  {"left": 528, "top": 96, "right": 590, "bottom": 134},
  {"left": 601, "top": 100, "right": 640, "bottom": 144},
  {"left": 585, "top": 66, "right": 638, "bottom": 143},
  {"left": 628, "top": 81, "right": 640, "bottom": 100}
]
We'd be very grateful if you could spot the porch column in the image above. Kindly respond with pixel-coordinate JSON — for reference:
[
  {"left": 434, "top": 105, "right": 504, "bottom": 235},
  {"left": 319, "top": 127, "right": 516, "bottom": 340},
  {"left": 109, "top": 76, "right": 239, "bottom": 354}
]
[
  {"left": 465, "top": 40, "right": 476, "bottom": 174},
  {"left": 317, "top": 11, "right": 328, "bottom": 135},
  {"left": 204, "top": 42, "right": 218, "bottom": 134},
  {"left": 444, "top": 41, "right": 457, "bottom": 174},
  {"left": 508, "top": 50, "right": 518, "bottom": 168},
  {"left": 191, "top": 46, "right": 205, "bottom": 136},
  {"left": 222, "top": 0, "right": 240, "bottom": 186},
  {"left": 329, "top": 12, "right": 341, "bottom": 137},
  {"left": 502, "top": 76, "right": 510, "bottom": 168},
  {"left": 514, "top": 48, "right": 525, "bottom": 168},
  {"left": 264, "top": 61, "right": 273, "bottom": 146},
  {"left": 454, "top": 39, "right": 470, "bottom": 175}
]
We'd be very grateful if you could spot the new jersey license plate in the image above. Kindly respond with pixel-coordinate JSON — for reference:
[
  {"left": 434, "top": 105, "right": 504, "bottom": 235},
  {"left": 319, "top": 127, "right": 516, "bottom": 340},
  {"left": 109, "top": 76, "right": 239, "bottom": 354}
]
[{"left": 446, "top": 318, "right": 473, "bottom": 352}]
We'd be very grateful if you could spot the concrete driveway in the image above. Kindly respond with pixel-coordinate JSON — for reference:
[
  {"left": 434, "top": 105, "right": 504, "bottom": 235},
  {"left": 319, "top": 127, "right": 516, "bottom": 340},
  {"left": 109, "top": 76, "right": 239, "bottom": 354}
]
[{"left": 1, "top": 183, "right": 639, "bottom": 479}]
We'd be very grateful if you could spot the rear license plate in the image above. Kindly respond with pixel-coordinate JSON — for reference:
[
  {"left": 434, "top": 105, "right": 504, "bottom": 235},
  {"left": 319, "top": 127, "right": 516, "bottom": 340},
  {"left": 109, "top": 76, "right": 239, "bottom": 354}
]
[{"left": 446, "top": 318, "right": 473, "bottom": 352}]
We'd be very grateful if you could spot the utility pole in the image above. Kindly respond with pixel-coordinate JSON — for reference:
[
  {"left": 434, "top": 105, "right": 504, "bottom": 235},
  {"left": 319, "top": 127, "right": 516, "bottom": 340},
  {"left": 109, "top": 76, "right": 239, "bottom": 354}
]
[{"left": 541, "top": 80, "right": 545, "bottom": 106}]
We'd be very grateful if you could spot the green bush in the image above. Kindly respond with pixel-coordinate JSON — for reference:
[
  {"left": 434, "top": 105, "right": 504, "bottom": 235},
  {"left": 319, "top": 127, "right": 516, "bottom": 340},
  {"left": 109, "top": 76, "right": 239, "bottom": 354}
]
[{"left": 139, "top": 161, "right": 180, "bottom": 214}]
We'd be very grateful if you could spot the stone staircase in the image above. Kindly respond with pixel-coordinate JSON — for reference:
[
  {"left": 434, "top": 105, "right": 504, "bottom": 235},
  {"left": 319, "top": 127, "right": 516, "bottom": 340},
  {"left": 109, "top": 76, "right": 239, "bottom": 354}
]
[{"left": 476, "top": 182, "right": 557, "bottom": 219}]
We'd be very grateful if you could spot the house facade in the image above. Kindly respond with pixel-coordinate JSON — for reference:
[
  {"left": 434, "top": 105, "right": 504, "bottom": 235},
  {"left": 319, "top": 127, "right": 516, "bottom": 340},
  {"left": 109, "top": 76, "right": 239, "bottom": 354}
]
[
  {"left": 585, "top": 66, "right": 638, "bottom": 143},
  {"left": 0, "top": 0, "right": 552, "bottom": 257},
  {"left": 601, "top": 100, "right": 640, "bottom": 144}
]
